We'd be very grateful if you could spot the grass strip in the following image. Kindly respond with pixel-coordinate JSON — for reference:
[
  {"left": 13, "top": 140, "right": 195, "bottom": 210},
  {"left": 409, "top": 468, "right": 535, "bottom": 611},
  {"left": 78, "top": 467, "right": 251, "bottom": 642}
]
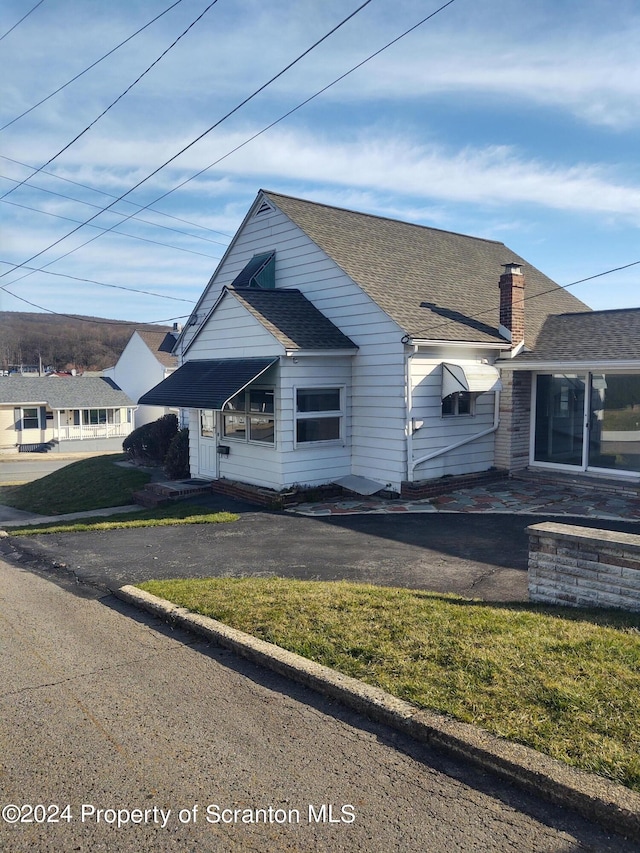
[
  {"left": 8, "top": 504, "right": 238, "bottom": 535},
  {"left": 0, "top": 454, "right": 150, "bottom": 513},
  {"left": 137, "top": 576, "right": 640, "bottom": 792}
]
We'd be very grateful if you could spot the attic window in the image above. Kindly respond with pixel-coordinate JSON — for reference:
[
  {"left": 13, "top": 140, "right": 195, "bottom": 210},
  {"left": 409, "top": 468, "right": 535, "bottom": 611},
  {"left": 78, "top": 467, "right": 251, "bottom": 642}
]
[{"left": 231, "top": 251, "right": 276, "bottom": 289}]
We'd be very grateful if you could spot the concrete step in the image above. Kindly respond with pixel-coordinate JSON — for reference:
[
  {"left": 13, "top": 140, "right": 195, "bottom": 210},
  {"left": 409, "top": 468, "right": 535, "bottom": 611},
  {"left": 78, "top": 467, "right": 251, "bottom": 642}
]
[{"left": 133, "top": 479, "right": 211, "bottom": 507}]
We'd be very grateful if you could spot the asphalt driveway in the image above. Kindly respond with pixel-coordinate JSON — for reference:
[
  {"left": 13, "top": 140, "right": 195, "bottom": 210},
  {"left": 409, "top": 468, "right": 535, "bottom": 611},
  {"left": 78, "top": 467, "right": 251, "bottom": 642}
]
[{"left": 3, "top": 493, "right": 638, "bottom": 601}]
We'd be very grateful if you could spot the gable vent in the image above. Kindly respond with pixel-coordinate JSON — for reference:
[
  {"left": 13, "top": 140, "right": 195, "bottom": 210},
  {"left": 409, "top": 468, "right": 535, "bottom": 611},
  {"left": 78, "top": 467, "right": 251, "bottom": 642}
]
[{"left": 254, "top": 200, "right": 273, "bottom": 217}]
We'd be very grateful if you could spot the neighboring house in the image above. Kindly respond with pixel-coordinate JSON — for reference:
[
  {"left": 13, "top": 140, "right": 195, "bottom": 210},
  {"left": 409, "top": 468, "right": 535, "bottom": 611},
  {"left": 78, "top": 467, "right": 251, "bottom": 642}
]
[
  {"left": 141, "top": 189, "right": 638, "bottom": 495},
  {"left": 104, "top": 328, "right": 178, "bottom": 428},
  {"left": 0, "top": 376, "right": 136, "bottom": 453}
]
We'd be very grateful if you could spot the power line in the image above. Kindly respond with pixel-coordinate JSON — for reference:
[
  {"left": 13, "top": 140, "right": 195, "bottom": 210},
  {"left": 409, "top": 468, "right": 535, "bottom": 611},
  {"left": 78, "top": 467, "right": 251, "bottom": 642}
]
[
  {"left": 0, "top": 154, "right": 233, "bottom": 240},
  {"left": 0, "top": 0, "right": 375, "bottom": 281},
  {"left": 1, "top": 0, "right": 221, "bottom": 202},
  {"left": 1, "top": 198, "right": 223, "bottom": 261},
  {"left": 1, "top": 0, "right": 458, "bottom": 289},
  {"left": 0, "top": 0, "right": 46, "bottom": 44},
  {"left": 0, "top": 260, "right": 195, "bottom": 303},
  {"left": 0, "top": 282, "right": 190, "bottom": 326},
  {"left": 405, "top": 260, "right": 640, "bottom": 341},
  {"left": 0, "top": 173, "right": 229, "bottom": 246},
  {"left": 153, "top": 0, "right": 461, "bottom": 207},
  {"left": 0, "top": 0, "right": 184, "bottom": 131}
]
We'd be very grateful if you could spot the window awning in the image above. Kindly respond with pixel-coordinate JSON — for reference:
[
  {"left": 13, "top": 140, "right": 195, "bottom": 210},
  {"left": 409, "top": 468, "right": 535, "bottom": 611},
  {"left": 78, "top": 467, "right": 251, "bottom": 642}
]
[
  {"left": 441, "top": 362, "right": 502, "bottom": 399},
  {"left": 139, "top": 358, "right": 278, "bottom": 409}
]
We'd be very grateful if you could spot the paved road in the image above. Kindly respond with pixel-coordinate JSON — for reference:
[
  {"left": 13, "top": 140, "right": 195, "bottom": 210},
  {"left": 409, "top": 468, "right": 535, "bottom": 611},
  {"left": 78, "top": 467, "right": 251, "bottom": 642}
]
[
  {"left": 4, "top": 497, "right": 637, "bottom": 601},
  {"left": 1, "top": 559, "right": 634, "bottom": 853},
  {"left": 0, "top": 455, "right": 91, "bottom": 485}
]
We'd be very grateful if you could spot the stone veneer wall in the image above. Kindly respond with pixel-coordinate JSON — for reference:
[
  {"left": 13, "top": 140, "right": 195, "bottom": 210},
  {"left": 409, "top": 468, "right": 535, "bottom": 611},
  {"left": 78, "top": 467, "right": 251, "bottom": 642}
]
[
  {"left": 494, "top": 369, "right": 531, "bottom": 472},
  {"left": 527, "top": 522, "right": 640, "bottom": 612}
]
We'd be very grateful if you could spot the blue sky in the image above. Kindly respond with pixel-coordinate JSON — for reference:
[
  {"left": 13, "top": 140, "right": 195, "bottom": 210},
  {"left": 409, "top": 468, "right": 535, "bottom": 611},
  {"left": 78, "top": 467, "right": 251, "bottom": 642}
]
[{"left": 0, "top": 0, "right": 639, "bottom": 324}]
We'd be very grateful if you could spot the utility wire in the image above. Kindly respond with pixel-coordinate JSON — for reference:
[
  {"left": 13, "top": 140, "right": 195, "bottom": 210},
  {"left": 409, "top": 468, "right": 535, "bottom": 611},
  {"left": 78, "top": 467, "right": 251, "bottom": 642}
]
[
  {"left": 0, "top": 154, "right": 232, "bottom": 239},
  {"left": 405, "top": 260, "right": 640, "bottom": 341},
  {"left": 1, "top": 0, "right": 220, "bottom": 202},
  {"left": 0, "top": 260, "right": 195, "bottom": 302},
  {"left": 0, "top": 0, "right": 46, "bottom": 44},
  {"left": 0, "top": 0, "right": 375, "bottom": 281},
  {"left": 0, "top": 281, "right": 189, "bottom": 325},
  {"left": 2, "top": 198, "right": 223, "bottom": 261},
  {"left": 149, "top": 0, "right": 460, "bottom": 206},
  {"left": 0, "top": 173, "right": 228, "bottom": 246},
  {"left": 0, "top": 0, "right": 184, "bottom": 131},
  {"left": 1, "top": 0, "right": 456, "bottom": 287}
]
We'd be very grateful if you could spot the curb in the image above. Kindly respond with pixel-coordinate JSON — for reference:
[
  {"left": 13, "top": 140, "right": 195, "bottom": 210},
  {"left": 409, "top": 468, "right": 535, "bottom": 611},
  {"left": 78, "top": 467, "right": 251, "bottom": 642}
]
[{"left": 115, "top": 584, "right": 640, "bottom": 842}]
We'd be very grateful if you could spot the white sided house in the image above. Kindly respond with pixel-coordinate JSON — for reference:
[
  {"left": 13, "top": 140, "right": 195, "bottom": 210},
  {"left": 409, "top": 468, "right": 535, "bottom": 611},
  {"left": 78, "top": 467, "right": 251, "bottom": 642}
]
[
  {"left": 141, "top": 190, "right": 589, "bottom": 496},
  {"left": 104, "top": 328, "right": 178, "bottom": 428}
]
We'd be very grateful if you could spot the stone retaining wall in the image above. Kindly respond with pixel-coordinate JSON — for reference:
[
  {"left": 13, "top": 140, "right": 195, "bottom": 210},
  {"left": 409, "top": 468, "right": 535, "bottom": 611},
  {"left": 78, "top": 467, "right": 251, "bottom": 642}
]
[{"left": 527, "top": 522, "right": 640, "bottom": 612}]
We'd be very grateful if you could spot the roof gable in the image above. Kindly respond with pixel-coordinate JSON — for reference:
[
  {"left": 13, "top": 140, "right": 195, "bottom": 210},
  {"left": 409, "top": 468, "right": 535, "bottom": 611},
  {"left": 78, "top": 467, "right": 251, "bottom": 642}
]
[
  {"left": 227, "top": 287, "right": 357, "bottom": 351},
  {"left": 134, "top": 330, "right": 178, "bottom": 368}
]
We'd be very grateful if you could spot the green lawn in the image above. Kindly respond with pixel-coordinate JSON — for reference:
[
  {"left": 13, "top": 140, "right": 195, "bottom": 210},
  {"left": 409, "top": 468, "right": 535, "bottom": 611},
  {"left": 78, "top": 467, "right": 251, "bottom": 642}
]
[
  {"left": 138, "top": 576, "right": 640, "bottom": 792},
  {"left": 0, "top": 454, "right": 150, "bottom": 514},
  {"left": 1, "top": 455, "right": 239, "bottom": 531}
]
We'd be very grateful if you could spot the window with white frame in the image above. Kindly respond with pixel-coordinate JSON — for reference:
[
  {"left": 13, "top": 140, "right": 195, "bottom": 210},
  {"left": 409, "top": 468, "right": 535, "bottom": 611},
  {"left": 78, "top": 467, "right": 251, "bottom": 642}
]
[
  {"left": 22, "top": 407, "right": 40, "bottom": 430},
  {"left": 222, "top": 388, "right": 275, "bottom": 444},
  {"left": 295, "top": 387, "right": 342, "bottom": 443},
  {"left": 442, "top": 391, "right": 474, "bottom": 417}
]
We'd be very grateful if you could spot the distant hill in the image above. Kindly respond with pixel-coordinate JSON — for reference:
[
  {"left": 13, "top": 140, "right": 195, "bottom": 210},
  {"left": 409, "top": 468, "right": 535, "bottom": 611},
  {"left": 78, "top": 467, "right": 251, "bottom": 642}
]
[{"left": 0, "top": 312, "right": 175, "bottom": 372}]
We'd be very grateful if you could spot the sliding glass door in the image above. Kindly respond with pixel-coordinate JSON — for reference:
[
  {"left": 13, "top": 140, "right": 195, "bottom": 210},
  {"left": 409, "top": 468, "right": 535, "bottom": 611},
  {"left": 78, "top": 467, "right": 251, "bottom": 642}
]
[
  {"left": 533, "top": 372, "right": 640, "bottom": 475},
  {"left": 588, "top": 374, "right": 640, "bottom": 473}
]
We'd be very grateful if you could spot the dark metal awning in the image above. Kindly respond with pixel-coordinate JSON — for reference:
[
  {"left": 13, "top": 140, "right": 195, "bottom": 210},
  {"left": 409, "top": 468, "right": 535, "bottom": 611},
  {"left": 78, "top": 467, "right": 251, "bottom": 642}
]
[{"left": 139, "top": 357, "right": 278, "bottom": 409}]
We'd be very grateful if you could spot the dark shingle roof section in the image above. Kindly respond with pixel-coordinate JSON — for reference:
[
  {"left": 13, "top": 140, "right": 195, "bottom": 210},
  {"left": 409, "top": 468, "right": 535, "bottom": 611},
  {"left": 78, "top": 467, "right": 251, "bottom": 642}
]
[
  {"left": 228, "top": 287, "right": 357, "bottom": 351},
  {"left": 513, "top": 308, "right": 640, "bottom": 362},
  {"left": 262, "top": 191, "right": 589, "bottom": 346},
  {"left": 136, "top": 330, "right": 178, "bottom": 368},
  {"left": 139, "top": 358, "right": 278, "bottom": 409},
  {"left": 0, "top": 377, "right": 135, "bottom": 408}
]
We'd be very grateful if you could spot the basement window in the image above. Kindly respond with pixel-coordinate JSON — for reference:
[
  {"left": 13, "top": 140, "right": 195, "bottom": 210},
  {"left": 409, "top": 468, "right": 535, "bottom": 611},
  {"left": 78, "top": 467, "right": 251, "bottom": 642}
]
[{"left": 442, "top": 392, "right": 474, "bottom": 417}]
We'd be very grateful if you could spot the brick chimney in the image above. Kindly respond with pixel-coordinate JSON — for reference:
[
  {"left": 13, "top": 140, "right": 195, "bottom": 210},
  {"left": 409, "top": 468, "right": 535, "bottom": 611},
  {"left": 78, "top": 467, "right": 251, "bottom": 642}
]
[{"left": 498, "top": 262, "right": 525, "bottom": 345}]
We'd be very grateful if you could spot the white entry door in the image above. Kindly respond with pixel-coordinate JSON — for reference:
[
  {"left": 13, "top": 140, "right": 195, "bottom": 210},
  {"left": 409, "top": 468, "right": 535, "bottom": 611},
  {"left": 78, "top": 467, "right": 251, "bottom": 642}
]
[{"left": 198, "top": 409, "right": 218, "bottom": 479}]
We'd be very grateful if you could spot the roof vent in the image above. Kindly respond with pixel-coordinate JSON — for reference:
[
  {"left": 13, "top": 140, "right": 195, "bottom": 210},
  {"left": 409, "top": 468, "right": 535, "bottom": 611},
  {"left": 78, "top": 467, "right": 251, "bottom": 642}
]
[{"left": 254, "top": 200, "right": 273, "bottom": 217}]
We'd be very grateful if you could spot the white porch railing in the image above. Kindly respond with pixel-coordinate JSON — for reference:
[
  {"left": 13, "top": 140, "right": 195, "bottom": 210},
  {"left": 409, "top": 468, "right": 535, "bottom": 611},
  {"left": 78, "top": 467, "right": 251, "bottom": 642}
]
[{"left": 55, "top": 424, "right": 132, "bottom": 441}]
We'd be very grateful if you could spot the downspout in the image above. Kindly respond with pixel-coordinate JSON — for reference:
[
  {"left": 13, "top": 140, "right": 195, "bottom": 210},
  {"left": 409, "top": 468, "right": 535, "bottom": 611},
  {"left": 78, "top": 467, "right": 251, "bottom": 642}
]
[
  {"left": 409, "top": 389, "right": 501, "bottom": 480},
  {"left": 404, "top": 342, "right": 418, "bottom": 482}
]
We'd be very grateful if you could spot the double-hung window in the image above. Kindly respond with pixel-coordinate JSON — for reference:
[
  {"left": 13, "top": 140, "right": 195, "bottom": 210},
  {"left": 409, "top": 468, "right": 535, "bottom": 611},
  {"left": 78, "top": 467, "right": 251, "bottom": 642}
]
[
  {"left": 22, "top": 407, "right": 40, "bottom": 430},
  {"left": 223, "top": 389, "right": 275, "bottom": 444},
  {"left": 295, "top": 388, "right": 342, "bottom": 443}
]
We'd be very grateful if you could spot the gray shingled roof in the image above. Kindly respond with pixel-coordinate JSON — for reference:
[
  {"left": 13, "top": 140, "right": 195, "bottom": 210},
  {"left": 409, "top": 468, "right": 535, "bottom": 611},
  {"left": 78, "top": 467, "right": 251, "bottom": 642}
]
[
  {"left": 262, "top": 191, "right": 589, "bottom": 346},
  {"left": 228, "top": 287, "right": 357, "bottom": 351},
  {"left": 0, "top": 377, "right": 135, "bottom": 408},
  {"left": 512, "top": 308, "right": 640, "bottom": 363},
  {"left": 136, "top": 329, "right": 178, "bottom": 368}
]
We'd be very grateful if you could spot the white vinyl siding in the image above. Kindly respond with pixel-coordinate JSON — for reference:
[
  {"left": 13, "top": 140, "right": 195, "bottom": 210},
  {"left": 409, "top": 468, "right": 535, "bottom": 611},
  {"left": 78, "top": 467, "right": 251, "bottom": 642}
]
[
  {"left": 409, "top": 349, "right": 499, "bottom": 479},
  {"left": 182, "top": 201, "right": 408, "bottom": 491}
]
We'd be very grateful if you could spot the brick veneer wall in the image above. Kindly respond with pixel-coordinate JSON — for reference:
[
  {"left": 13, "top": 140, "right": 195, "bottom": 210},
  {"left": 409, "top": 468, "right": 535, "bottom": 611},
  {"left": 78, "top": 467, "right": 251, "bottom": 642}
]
[
  {"left": 527, "top": 522, "right": 640, "bottom": 612},
  {"left": 494, "top": 369, "right": 531, "bottom": 472}
]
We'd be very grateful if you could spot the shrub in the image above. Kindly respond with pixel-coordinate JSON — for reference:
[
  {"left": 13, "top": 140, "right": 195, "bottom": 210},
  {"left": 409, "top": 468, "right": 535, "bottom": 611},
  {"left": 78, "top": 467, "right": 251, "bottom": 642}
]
[
  {"left": 123, "top": 413, "right": 178, "bottom": 463},
  {"left": 164, "top": 428, "right": 190, "bottom": 479}
]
